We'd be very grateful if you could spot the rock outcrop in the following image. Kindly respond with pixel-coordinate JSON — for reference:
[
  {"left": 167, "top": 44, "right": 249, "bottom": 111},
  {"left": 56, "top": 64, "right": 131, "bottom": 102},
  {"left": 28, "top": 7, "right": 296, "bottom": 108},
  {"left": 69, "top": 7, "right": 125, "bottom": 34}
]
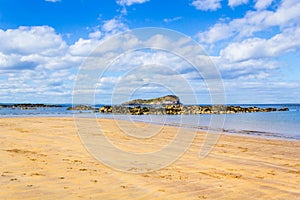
[
  {"left": 122, "top": 95, "right": 180, "bottom": 106},
  {"left": 67, "top": 105, "right": 93, "bottom": 110},
  {"left": 278, "top": 107, "right": 289, "bottom": 111},
  {"left": 98, "top": 105, "right": 289, "bottom": 115}
]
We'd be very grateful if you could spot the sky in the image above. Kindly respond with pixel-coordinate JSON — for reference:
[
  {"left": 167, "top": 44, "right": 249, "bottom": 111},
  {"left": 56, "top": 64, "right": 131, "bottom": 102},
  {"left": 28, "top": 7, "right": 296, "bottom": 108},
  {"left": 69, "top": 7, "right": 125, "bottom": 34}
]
[{"left": 0, "top": 0, "right": 299, "bottom": 104}]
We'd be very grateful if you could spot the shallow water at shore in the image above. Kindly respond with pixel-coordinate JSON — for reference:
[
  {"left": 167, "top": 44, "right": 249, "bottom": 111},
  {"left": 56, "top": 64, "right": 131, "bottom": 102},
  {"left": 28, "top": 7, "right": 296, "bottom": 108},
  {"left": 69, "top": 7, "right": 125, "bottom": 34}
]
[
  {"left": 94, "top": 111, "right": 300, "bottom": 140},
  {"left": 0, "top": 104, "right": 299, "bottom": 140}
]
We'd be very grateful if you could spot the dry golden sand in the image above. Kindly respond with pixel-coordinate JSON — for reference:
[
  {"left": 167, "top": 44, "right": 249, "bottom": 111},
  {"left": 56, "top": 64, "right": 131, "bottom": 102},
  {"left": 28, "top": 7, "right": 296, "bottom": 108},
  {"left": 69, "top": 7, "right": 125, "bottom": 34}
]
[{"left": 0, "top": 117, "right": 299, "bottom": 199}]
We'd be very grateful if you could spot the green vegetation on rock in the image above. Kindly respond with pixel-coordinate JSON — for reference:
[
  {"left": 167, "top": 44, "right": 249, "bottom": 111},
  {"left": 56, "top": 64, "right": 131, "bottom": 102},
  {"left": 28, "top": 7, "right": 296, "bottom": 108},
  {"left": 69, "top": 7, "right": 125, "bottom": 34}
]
[{"left": 122, "top": 95, "right": 180, "bottom": 105}]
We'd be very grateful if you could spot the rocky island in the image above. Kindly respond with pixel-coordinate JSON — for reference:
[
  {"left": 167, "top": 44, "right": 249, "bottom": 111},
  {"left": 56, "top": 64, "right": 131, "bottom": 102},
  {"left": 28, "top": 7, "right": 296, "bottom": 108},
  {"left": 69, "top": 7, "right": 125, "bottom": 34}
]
[{"left": 97, "top": 95, "right": 289, "bottom": 115}]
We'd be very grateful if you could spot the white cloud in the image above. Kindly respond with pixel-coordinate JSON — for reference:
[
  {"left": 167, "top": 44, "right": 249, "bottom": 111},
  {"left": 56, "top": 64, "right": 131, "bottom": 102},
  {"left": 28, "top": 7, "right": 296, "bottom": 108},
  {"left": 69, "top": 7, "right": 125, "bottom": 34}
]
[
  {"left": 0, "top": 26, "right": 74, "bottom": 72},
  {"left": 88, "top": 30, "right": 102, "bottom": 39},
  {"left": 68, "top": 18, "right": 129, "bottom": 57},
  {"left": 263, "top": 0, "right": 300, "bottom": 26},
  {"left": 116, "top": 0, "right": 149, "bottom": 6},
  {"left": 144, "top": 34, "right": 172, "bottom": 49},
  {"left": 191, "top": 0, "right": 222, "bottom": 11},
  {"left": 0, "top": 25, "right": 83, "bottom": 102},
  {"left": 197, "top": 0, "right": 300, "bottom": 44},
  {"left": 1, "top": 3, "right": 299, "bottom": 104},
  {"left": 193, "top": 0, "right": 300, "bottom": 103},
  {"left": 198, "top": 23, "right": 234, "bottom": 43},
  {"left": 228, "top": 0, "right": 248, "bottom": 7},
  {"left": 190, "top": 0, "right": 282, "bottom": 15},
  {"left": 68, "top": 38, "right": 101, "bottom": 56},
  {"left": 0, "top": 17, "right": 131, "bottom": 102},
  {"left": 102, "top": 18, "right": 128, "bottom": 34},
  {"left": 212, "top": 55, "right": 279, "bottom": 80},
  {"left": 220, "top": 27, "right": 300, "bottom": 62},
  {"left": 0, "top": 26, "right": 67, "bottom": 56},
  {"left": 163, "top": 16, "right": 183, "bottom": 23},
  {"left": 254, "top": 0, "right": 274, "bottom": 10}
]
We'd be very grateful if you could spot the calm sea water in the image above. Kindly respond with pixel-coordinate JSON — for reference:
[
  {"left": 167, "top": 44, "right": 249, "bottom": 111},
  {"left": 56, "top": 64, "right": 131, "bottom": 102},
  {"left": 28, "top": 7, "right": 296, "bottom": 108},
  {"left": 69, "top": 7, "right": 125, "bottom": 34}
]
[{"left": 0, "top": 104, "right": 299, "bottom": 140}]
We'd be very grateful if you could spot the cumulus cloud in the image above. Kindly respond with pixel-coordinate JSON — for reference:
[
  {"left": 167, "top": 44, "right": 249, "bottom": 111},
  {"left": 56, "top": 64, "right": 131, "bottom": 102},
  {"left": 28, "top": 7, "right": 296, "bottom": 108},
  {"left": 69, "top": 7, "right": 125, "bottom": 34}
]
[
  {"left": 0, "top": 26, "right": 83, "bottom": 102},
  {"left": 197, "top": 0, "right": 300, "bottom": 43},
  {"left": 192, "top": 0, "right": 300, "bottom": 103},
  {"left": 68, "top": 38, "right": 101, "bottom": 57},
  {"left": 228, "top": 0, "right": 248, "bottom": 7},
  {"left": 264, "top": 0, "right": 300, "bottom": 26},
  {"left": 0, "top": 26, "right": 67, "bottom": 56},
  {"left": 197, "top": 23, "right": 235, "bottom": 44},
  {"left": 191, "top": 0, "right": 222, "bottom": 11},
  {"left": 212, "top": 55, "right": 279, "bottom": 80},
  {"left": 69, "top": 18, "right": 128, "bottom": 57},
  {"left": 254, "top": 0, "right": 274, "bottom": 10},
  {"left": 88, "top": 30, "right": 102, "bottom": 39},
  {"left": 102, "top": 18, "right": 128, "bottom": 34},
  {"left": 220, "top": 27, "right": 300, "bottom": 62},
  {"left": 0, "top": 26, "right": 73, "bottom": 73}
]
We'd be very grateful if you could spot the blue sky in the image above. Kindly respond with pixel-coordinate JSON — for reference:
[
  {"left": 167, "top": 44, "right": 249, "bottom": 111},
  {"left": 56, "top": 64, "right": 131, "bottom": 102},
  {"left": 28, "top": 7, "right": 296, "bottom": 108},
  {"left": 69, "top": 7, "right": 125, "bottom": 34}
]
[{"left": 0, "top": 0, "right": 299, "bottom": 104}]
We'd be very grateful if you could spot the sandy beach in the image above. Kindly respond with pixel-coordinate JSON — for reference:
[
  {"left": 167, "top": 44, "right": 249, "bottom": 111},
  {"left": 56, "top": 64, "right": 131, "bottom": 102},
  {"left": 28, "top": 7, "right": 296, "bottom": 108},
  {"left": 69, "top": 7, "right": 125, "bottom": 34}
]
[{"left": 0, "top": 117, "right": 299, "bottom": 199}]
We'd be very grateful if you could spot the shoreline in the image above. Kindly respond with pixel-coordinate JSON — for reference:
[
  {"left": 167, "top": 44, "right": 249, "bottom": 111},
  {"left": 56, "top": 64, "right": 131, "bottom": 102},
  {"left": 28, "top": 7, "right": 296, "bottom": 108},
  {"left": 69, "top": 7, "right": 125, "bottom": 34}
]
[
  {"left": 0, "top": 117, "right": 299, "bottom": 199},
  {"left": 0, "top": 115, "right": 298, "bottom": 141}
]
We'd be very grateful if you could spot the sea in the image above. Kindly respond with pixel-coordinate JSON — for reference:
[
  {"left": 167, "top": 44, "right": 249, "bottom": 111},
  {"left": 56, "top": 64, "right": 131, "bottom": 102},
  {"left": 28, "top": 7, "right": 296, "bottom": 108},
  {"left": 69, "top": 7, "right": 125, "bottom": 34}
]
[{"left": 0, "top": 104, "right": 299, "bottom": 140}]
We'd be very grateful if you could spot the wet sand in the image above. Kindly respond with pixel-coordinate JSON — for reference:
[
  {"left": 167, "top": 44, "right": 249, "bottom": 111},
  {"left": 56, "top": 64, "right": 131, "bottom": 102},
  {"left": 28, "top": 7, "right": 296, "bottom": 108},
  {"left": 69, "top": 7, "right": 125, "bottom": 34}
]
[{"left": 0, "top": 117, "right": 299, "bottom": 199}]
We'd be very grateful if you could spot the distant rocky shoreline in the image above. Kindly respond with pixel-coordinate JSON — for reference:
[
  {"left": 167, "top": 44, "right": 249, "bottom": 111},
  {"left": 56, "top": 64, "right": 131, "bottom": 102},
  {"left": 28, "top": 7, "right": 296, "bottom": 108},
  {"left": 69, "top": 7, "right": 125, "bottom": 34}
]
[
  {"left": 66, "top": 104, "right": 289, "bottom": 115},
  {"left": 0, "top": 104, "right": 62, "bottom": 110}
]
